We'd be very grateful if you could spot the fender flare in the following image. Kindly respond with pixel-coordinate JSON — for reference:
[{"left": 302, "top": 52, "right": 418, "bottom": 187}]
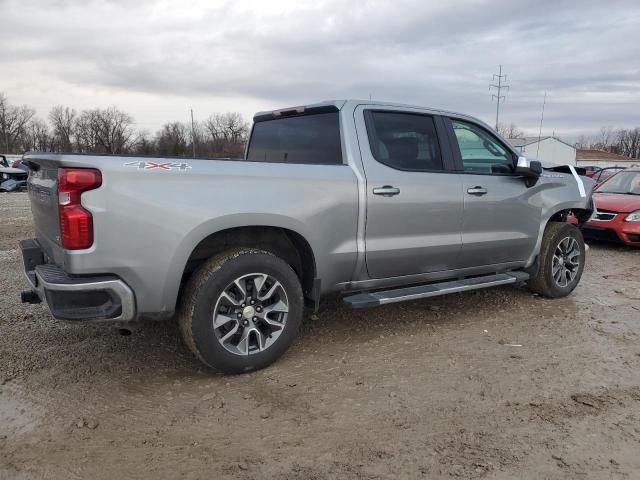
[
  {"left": 525, "top": 198, "right": 594, "bottom": 268},
  {"left": 160, "top": 213, "right": 317, "bottom": 313}
]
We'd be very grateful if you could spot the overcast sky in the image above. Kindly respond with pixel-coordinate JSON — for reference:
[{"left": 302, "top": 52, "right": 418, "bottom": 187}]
[{"left": 1, "top": 0, "right": 639, "bottom": 139}]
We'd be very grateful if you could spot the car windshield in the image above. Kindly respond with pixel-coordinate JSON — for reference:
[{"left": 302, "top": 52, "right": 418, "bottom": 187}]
[{"left": 596, "top": 171, "right": 640, "bottom": 195}]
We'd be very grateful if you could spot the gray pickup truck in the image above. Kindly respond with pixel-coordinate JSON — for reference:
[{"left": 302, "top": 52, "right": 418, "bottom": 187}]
[{"left": 19, "top": 100, "right": 594, "bottom": 373}]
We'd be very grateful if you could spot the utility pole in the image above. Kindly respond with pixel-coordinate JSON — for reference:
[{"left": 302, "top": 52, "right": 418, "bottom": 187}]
[
  {"left": 190, "top": 107, "right": 196, "bottom": 158},
  {"left": 489, "top": 64, "right": 509, "bottom": 130},
  {"left": 535, "top": 92, "right": 547, "bottom": 159},
  {"left": 3, "top": 122, "right": 8, "bottom": 153}
]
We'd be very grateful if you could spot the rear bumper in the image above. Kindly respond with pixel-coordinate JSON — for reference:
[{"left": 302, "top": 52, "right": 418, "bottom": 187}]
[{"left": 20, "top": 239, "right": 136, "bottom": 322}]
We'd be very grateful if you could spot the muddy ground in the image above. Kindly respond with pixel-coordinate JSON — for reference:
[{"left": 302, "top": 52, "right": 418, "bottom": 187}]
[{"left": 1, "top": 192, "right": 639, "bottom": 479}]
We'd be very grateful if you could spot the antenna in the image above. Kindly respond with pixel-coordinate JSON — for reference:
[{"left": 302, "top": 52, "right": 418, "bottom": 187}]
[
  {"left": 190, "top": 107, "right": 196, "bottom": 158},
  {"left": 489, "top": 64, "right": 509, "bottom": 130},
  {"left": 536, "top": 92, "right": 547, "bottom": 158}
]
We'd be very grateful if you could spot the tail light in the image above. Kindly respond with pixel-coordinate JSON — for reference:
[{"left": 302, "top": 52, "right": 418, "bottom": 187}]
[{"left": 58, "top": 168, "right": 102, "bottom": 249}]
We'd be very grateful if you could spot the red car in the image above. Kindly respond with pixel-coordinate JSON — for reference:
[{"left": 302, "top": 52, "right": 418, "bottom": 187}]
[
  {"left": 582, "top": 166, "right": 602, "bottom": 178},
  {"left": 582, "top": 168, "right": 640, "bottom": 247}
]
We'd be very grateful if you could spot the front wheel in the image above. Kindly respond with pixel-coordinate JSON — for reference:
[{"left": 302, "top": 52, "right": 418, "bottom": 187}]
[
  {"left": 177, "top": 248, "right": 304, "bottom": 373},
  {"left": 526, "top": 222, "right": 586, "bottom": 298}
]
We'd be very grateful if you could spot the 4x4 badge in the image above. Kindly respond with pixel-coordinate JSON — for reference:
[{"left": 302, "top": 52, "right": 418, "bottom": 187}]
[{"left": 124, "top": 161, "right": 192, "bottom": 171}]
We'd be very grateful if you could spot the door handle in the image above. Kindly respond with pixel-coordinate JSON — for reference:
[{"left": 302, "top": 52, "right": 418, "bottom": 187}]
[
  {"left": 467, "top": 186, "right": 488, "bottom": 196},
  {"left": 372, "top": 186, "right": 400, "bottom": 197}
]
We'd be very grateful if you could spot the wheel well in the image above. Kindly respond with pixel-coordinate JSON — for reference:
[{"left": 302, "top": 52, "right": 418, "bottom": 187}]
[
  {"left": 549, "top": 208, "right": 592, "bottom": 225},
  {"left": 181, "top": 226, "right": 317, "bottom": 298}
]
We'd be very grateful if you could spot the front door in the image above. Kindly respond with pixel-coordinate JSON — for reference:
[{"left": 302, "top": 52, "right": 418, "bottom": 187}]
[
  {"left": 447, "top": 118, "right": 541, "bottom": 267},
  {"left": 355, "top": 107, "right": 463, "bottom": 278}
]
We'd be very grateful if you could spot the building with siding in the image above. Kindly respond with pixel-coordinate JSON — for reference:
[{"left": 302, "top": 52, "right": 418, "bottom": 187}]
[{"left": 507, "top": 137, "right": 576, "bottom": 166}]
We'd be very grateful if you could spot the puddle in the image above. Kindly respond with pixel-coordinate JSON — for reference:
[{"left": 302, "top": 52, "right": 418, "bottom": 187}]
[{"left": 0, "top": 385, "right": 43, "bottom": 436}]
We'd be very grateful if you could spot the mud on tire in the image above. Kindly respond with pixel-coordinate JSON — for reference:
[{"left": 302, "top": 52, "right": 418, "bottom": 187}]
[
  {"left": 177, "top": 248, "right": 304, "bottom": 374},
  {"left": 526, "top": 222, "right": 586, "bottom": 298}
]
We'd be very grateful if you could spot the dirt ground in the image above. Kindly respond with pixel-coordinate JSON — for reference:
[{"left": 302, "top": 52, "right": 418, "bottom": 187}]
[{"left": 1, "top": 191, "right": 640, "bottom": 480}]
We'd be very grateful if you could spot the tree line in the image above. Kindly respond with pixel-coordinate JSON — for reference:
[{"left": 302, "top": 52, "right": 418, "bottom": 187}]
[
  {"left": 498, "top": 122, "right": 639, "bottom": 159},
  {"left": 0, "top": 92, "right": 250, "bottom": 158},
  {"left": 575, "top": 126, "right": 640, "bottom": 159}
]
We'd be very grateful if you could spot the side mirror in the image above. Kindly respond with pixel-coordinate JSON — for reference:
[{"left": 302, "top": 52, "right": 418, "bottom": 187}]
[
  {"left": 515, "top": 156, "right": 541, "bottom": 178},
  {"left": 529, "top": 160, "right": 542, "bottom": 176}
]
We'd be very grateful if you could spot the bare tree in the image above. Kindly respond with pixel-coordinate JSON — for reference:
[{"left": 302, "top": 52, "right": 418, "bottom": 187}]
[
  {"left": 74, "top": 110, "right": 98, "bottom": 153},
  {"left": 155, "top": 122, "right": 189, "bottom": 156},
  {"left": 629, "top": 128, "right": 640, "bottom": 159},
  {"left": 1, "top": 93, "right": 253, "bottom": 158},
  {"left": 595, "top": 126, "right": 614, "bottom": 150},
  {"left": 49, "top": 105, "right": 76, "bottom": 152},
  {"left": 614, "top": 127, "right": 640, "bottom": 159},
  {"left": 576, "top": 126, "right": 640, "bottom": 159},
  {"left": 497, "top": 122, "right": 525, "bottom": 139},
  {"left": 75, "top": 107, "right": 136, "bottom": 154},
  {"left": 0, "top": 92, "right": 36, "bottom": 153},
  {"left": 18, "top": 117, "right": 51, "bottom": 152},
  {"left": 203, "top": 112, "right": 249, "bottom": 157},
  {"left": 133, "top": 130, "right": 155, "bottom": 155},
  {"left": 574, "top": 135, "right": 592, "bottom": 149}
]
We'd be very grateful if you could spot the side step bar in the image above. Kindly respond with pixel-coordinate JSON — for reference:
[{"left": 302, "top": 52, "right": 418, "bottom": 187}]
[{"left": 343, "top": 272, "right": 530, "bottom": 309}]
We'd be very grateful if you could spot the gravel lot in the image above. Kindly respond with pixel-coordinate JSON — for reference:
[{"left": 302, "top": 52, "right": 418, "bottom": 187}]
[{"left": 1, "top": 191, "right": 640, "bottom": 479}]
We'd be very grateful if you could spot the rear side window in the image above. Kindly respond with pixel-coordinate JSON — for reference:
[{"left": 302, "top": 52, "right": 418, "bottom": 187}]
[
  {"left": 365, "top": 111, "right": 444, "bottom": 171},
  {"left": 246, "top": 112, "right": 342, "bottom": 165}
]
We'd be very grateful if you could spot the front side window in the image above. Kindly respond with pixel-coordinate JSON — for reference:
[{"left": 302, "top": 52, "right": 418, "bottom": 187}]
[
  {"left": 246, "top": 112, "right": 342, "bottom": 165},
  {"left": 365, "top": 111, "right": 444, "bottom": 171},
  {"left": 451, "top": 120, "right": 515, "bottom": 174}
]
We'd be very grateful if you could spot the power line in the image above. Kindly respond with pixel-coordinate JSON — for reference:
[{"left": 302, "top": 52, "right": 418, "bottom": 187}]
[
  {"left": 489, "top": 64, "right": 509, "bottom": 130},
  {"left": 190, "top": 107, "right": 196, "bottom": 158}
]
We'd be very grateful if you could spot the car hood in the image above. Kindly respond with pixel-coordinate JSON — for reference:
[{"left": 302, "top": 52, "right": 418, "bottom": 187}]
[{"left": 593, "top": 192, "right": 640, "bottom": 213}]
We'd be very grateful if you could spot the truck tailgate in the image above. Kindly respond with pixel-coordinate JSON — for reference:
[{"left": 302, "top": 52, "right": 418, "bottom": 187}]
[{"left": 26, "top": 159, "right": 62, "bottom": 263}]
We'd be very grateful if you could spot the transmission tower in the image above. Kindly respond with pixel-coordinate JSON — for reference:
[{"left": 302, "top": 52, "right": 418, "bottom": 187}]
[{"left": 489, "top": 65, "right": 509, "bottom": 130}]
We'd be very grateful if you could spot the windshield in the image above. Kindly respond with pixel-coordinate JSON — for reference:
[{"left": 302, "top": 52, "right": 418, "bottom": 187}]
[{"left": 596, "top": 171, "right": 640, "bottom": 195}]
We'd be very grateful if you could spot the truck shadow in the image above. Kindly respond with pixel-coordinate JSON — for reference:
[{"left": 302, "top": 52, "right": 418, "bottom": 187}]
[{"left": 77, "top": 284, "right": 553, "bottom": 374}]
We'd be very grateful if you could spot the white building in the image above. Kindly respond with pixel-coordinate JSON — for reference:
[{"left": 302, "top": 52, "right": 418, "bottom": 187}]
[{"left": 508, "top": 136, "right": 576, "bottom": 166}]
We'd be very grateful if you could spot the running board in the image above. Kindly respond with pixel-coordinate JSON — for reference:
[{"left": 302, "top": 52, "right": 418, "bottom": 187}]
[{"left": 343, "top": 272, "right": 530, "bottom": 309}]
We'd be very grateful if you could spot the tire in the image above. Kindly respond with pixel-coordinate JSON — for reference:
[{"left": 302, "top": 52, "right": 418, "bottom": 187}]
[
  {"left": 526, "top": 222, "right": 586, "bottom": 298},
  {"left": 177, "top": 248, "right": 304, "bottom": 374}
]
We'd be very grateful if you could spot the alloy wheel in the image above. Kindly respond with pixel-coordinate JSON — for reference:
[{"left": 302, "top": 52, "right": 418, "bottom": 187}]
[
  {"left": 212, "top": 273, "right": 289, "bottom": 355},
  {"left": 551, "top": 236, "right": 581, "bottom": 288}
]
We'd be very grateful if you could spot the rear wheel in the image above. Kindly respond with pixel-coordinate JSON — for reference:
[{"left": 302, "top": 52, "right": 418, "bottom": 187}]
[
  {"left": 526, "top": 222, "right": 586, "bottom": 298},
  {"left": 177, "top": 248, "right": 303, "bottom": 373}
]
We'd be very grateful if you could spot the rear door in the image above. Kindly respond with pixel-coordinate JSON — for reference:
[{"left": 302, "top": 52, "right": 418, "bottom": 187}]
[
  {"left": 446, "top": 118, "right": 540, "bottom": 267},
  {"left": 355, "top": 106, "right": 463, "bottom": 278}
]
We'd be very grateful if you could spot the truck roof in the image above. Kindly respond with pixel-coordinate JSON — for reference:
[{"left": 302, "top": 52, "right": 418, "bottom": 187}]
[{"left": 253, "top": 99, "right": 492, "bottom": 131}]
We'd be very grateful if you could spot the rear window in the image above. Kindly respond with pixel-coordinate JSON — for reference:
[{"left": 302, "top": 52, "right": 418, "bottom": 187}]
[{"left": 246, "top": 112, "right": 342, "bottom": 165}]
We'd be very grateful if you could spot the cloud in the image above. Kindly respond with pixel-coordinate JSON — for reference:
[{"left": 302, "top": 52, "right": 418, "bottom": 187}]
[{"left": 1, "top": 0, "right": 639, "bottom": 137}]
